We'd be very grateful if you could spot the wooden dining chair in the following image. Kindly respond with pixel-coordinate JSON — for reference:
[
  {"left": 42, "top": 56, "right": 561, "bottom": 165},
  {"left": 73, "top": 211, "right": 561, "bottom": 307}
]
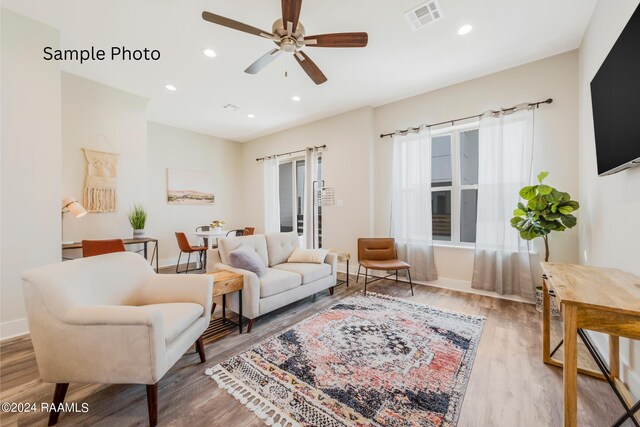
[
  {"left": 175, "top": 232, "right": 207, "bottom": 274},
  {"left": 82, "top": 239, "right": 126, "bottom": 258}
]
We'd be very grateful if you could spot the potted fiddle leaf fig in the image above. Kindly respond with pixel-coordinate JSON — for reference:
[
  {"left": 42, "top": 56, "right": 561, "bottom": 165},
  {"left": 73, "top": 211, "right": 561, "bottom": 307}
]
[{"left": 511, "top": 171, "right": 579, "bottom": 313}]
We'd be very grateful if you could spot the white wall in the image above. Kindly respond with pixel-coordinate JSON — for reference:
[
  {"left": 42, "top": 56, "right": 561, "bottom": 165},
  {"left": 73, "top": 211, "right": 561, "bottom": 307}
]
[
  {"left": 146, "top": 122, "right": 243, "bottom": 266},
  {"left": 578, "top": 0, "right": 640, "bottom": 398},
  {"left": 374, "top": 51, "right": 580, "bottom": 287},
  {"left": 240, "top": 107, "right": 375, "bottom": 262},
  {"left": 61, "top": 73, "right": 148, "bottom": 246},
  {"left": 1, "top": 10, "right": 62, "bottom": 339}
]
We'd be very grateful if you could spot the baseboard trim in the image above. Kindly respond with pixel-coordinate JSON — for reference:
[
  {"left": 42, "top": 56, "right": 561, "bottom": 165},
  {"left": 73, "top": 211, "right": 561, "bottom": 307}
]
[
  {"left": 336, "top": 267, "right": 533, "bottom": 304},
  {"left": 0, "top": 318, "right": 29, "bottom": 341}
]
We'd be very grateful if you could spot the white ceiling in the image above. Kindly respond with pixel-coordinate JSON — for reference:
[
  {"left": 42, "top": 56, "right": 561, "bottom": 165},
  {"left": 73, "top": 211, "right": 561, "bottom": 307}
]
[{"left": 1, "top": 0, "right": 597, "bottom": 142}]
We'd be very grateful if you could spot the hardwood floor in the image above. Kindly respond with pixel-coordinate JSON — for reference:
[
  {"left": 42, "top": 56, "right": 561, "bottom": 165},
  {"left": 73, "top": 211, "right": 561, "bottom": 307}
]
[{"left": 0, "top": 275, "right": 625, "bottom": 426}]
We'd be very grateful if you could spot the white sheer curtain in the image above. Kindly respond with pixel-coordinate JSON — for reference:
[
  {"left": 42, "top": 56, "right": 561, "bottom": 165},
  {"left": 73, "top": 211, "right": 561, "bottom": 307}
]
[
  {"left": 263, "top": 156, "right": 280, "bottom": 233},
  {"left": 303, "top": 147, "right": 320, "bottom": 248},
  {"left": 472, "top": 106, "right": 535, "bottom": 299},
  {"left": 391, "top": 128, "right": 438, "bottom": 281}
]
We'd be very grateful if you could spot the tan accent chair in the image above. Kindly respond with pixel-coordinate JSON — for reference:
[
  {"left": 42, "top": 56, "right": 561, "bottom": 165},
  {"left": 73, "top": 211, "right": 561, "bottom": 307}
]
[
  {"left": 21, "top": 252, "right": 213, "bottom": 426},
  {"left": 356, "top": 238, "right": 413, "bottom": 296}
]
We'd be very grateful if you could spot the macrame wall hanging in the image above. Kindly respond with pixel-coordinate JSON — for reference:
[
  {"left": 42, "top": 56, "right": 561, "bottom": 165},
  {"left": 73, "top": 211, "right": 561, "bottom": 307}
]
[{"left": 82, "top": 148, "right": 119, "bottom": 212}]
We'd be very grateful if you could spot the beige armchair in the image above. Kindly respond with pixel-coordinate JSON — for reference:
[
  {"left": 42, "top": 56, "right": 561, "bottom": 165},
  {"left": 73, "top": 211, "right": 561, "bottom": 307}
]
[{"left": 21, "top": 252, "right": 213, "bottom": 426}]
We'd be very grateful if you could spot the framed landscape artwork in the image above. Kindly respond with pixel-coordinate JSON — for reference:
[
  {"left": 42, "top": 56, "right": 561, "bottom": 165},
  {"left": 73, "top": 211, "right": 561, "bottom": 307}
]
[{"left": 167, "top": 168, "right": 215, "bottom": 205}]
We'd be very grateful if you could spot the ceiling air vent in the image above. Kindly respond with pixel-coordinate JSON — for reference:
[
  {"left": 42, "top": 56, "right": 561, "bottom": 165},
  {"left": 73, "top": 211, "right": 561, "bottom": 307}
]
[
  {"left": 223, "top": 103, "right": 241, "bottom": 111},
  {"left": 404, "top": 0, "right": 443, "bottom": 31}
]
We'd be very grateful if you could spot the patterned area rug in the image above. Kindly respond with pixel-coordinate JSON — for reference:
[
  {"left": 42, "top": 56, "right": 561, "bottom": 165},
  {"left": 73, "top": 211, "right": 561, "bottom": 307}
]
[{"left": 205, "top": 293, "right": 485, "bottom": 427}]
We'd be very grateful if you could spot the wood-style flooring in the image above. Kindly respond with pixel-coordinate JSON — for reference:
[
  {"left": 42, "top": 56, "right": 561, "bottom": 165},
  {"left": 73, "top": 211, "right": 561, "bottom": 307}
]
[{"left": 0, "top": 272, "right": 626, "bottom": 426}]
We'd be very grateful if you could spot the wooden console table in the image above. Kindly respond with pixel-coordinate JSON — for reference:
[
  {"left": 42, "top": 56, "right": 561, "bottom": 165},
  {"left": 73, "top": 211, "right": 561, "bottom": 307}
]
[
  {"left": 541, "top": 262, "right": 640, "bottom": 427},
  {"left": 62, "top": 238, "right": 159, "bottom": 272}
]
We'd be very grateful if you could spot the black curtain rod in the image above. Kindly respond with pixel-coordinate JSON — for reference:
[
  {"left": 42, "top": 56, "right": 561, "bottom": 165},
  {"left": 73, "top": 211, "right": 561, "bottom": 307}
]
[
  {"left": 256, "top": 144, "right": 327, "bottom": 162},
  {"left": 379, "top": 98, "right": 553, "bottom": 139}
]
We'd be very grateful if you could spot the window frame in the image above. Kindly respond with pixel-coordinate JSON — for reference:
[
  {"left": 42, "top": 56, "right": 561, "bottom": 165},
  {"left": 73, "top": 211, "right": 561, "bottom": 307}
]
[
  {"left": 431, "top": 121, "right": 480, "bottom": 247},
  {"left": 278, "top": 156, "right": 305, "bottom": 235}
]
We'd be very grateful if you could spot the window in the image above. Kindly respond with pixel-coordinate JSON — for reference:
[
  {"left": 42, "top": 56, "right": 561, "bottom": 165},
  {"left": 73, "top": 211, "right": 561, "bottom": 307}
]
[
  {"left": 278, "top": 156, "right": 323, "bottom": 245},
  {"left": 431, "top": 124, "right": 479, "bottom": 244}
]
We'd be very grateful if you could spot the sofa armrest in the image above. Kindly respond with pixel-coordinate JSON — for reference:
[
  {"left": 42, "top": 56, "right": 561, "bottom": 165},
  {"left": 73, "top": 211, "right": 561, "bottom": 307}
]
[
  {"left": 139, "top": 274, "right": 213, "bottom": 324},
  {"left": 214, "top": 263, "right": 261, "bottom": 319},
  {"left": 324, "top": 253, "right": 338, "bottom": 281},
  {"left": 63, "top": 305, "right": 162, "bottom": 326}
]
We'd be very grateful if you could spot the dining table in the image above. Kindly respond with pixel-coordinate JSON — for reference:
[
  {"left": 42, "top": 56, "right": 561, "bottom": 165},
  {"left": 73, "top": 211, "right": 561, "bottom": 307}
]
[{"left": 193, "top": 230, "right": 229, "bottom": 268}]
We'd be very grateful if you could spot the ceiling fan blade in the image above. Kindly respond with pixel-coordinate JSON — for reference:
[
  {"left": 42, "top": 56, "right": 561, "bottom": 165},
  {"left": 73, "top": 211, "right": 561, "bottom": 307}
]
[
  {"left": 304, "top": 32, "right": 368, "bottom": 48},
  {"left": 202, "top": 11, "right": 272, "bottom": 38},
  {"left": 294, "top": 51, "right": 327, "bottom": 85},
  {"left": 244, "top": 49, "right": 281, "bottom": 74},
  {"left": 282, "top": 0, "right": 302, "bottom": 35}
]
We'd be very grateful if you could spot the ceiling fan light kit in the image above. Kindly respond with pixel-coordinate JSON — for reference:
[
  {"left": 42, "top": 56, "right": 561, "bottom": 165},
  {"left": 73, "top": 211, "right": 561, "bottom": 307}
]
[{"left": 202, "top": 0, "right": 368, "bottom": 85}]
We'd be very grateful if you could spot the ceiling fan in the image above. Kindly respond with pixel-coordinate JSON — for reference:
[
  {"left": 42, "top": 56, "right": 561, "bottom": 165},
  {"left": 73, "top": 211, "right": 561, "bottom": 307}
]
[{"left": 202, "top": 0, "right": 368, "bottom": 85}]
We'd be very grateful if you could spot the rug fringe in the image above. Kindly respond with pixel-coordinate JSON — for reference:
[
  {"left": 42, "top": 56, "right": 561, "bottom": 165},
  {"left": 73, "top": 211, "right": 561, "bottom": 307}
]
[{"left": 205, "top": 366, "right": 301, "bottom": 427}]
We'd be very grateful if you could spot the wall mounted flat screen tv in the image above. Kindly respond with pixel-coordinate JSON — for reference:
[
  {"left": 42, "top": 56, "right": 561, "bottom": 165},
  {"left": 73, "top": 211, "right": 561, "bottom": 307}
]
[{"left": 590, "top": 3, "right": 640, "bottom": 176}]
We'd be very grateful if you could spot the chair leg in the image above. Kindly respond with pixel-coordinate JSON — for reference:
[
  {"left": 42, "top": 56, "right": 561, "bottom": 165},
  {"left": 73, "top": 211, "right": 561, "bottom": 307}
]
[
  {"left": 48, "top": 383, "right": 69, "bottom": 426},
  {"left": 408, "top": 268, "right": 414, "bottom": 296},
  {"left": 202, "top": 250, "right": 207, "bottom": 271},
  {"left": 396, "top": 271, "right": 398, "bottom": 283},
  {"left": 247, "top": 319, "right": 255, "bottom": 333},
  {"left": 364, "top": 268, "right": 368, "bottom": 296},
  {"left": 329, "top": 287, "right": 334, "bottom": 296},
  {"left": 356, "top": 264, "right": 361, "bottom": 283},
  {"left": 146, "top": 383, "right": 158, "bottom": 427},
  {"left": 211, "top": 302, "right": 217, "bottom": 315},
  {"left": 176, "top": 252, "right": 182, "bottom": 274},
  {"left": 185, "top": 253, "right": 192, "bottom": 274},
  {"left": 195, "top": 337, "right": 206, "bottom": 363}
]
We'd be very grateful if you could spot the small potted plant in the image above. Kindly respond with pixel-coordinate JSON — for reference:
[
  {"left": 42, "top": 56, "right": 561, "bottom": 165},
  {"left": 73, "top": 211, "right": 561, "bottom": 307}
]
[
  {"left": 210, "top": 219, "right": 225, "bottom": 233},
  {"left": 511, "top": 172, "right": 580, "bottom": 314},
  {"left": 128, "top": 204, "right": 147, "bottom": 238}
]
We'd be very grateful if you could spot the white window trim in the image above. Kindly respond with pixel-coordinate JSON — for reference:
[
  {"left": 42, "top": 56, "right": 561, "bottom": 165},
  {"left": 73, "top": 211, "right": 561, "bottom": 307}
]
[{"left": 431, "top": 121, "right": 479, "bottom": 247}]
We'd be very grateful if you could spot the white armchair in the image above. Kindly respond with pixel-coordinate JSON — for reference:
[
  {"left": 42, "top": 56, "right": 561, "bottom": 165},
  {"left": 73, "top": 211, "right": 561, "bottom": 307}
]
[{"left": 21, "top": 252, "right": 213, "bottom": 426}]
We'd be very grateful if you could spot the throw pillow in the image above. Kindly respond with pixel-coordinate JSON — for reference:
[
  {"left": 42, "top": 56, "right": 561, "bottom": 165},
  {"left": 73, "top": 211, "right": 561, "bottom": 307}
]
[
  {"left": 228, "top": 245, "right": 267, "bottom": 277},
  {"left": 287, "top": 248, "right": 329, "bottom": 264}
]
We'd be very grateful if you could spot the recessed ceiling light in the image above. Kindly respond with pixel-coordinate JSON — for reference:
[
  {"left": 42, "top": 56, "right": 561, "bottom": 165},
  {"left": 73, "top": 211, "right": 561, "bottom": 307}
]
[
  {"left": 203, "top": 48, "right": 217, "bottom": 58},
  {"left": 165, "top": 84, "right": 177, "bottom": 91},
  {"left": 247, "top": 114, "right": 256, "bottom": 118},
  {"left": 458, "top": 24, "right": 473, "bottom": 35},
  {"left": 292, "top": 95, "right": 301, "bottom": 102}
]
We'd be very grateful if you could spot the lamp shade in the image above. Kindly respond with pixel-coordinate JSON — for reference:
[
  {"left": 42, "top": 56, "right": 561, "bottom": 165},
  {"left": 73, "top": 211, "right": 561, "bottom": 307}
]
[{"left": 61, "top": 197, "right": 87, "bottom": 218}]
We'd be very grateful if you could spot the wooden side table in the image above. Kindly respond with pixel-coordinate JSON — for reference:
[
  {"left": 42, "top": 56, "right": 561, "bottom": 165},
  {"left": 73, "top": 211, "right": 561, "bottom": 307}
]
[
  {"left": 541, "top": 262, "right": 640, "bottom": 427},
  {"left": 328, "top": 249, "right": 350, "bottom": 287},
  {"left": 203, "top": 270, "right": 244, "bottom": 337}
]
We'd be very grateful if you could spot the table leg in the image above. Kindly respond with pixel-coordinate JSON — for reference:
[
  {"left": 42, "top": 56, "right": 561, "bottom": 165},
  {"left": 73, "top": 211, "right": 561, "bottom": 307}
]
[
  {"left": 155, "top": 241, "right": 159, "bottom": 273},
  {"left": 346, "top": 259, "right": 349, "bottom": 287},
  {"left": 610, "top": 335, "right": 620, "bottom": 380},
  {"left": 238, "top": 290, "right": 243, "bottom": 334},
  {"left": 222, "top": 294, "right": 226, "bottom": 319},
  {"left": 543, "top": 278, "right": 552, "bottom": 364},
  {"left": 563, "top": 304, "right": 578, "bottom": 427},
  {"left": 144, "top": 242, "right": 148, "bottom": 261}
]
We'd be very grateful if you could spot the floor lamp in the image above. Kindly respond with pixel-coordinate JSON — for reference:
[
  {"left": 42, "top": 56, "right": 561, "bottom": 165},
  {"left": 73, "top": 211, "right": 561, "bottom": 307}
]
[{"left": 61, "top": 197, "right": 87, "bottom": 244}]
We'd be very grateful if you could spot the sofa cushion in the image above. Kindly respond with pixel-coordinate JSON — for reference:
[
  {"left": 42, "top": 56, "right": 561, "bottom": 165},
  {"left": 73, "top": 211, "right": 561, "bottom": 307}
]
[
  {"left": 140, "top": 303, "right": 203, "bottom": 344},
  {"left": 228, "top": 245, "right": 267, "bottom": 277},
  {"left": 265, "top": 232, "right": 300, "bottom": 267},
  {"left": 273, "top": 262, "right": 332, "bottom": 285},
  {"left": 260, "top": 268, "right": 301, "bottom": 298},
  {"left": 287, "top": 248, "right": 329, "bottom": 264},
  {"left": 218, "top": 235, "right": 269, "bottom": 267}
]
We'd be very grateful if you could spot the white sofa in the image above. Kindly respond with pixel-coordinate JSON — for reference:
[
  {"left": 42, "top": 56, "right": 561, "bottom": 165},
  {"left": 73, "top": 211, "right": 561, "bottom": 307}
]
[
  {"left": 21, "top": 252, "right": 213, "bottom": 426},
  {"left": 207, "top": 231, "right": 337, "bottom": 331}
]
